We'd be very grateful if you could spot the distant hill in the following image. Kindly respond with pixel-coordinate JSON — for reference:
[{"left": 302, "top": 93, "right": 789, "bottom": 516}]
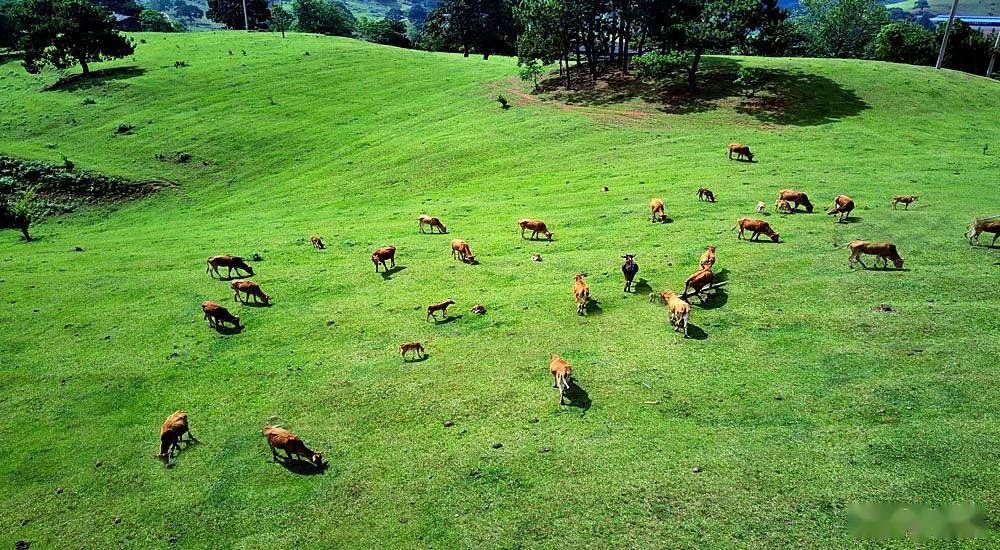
[{"left": 780, "top": 0, "right": 999, "bottom": 16}]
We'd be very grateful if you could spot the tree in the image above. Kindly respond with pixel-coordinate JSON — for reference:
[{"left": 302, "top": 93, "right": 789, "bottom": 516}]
[
  {"left": 514, "top": 0, "right": 577, "bottom": 87},
  {"left": 173, "top": 2, "right": 204, "bottom": 23},
  {"left": 269, "top": 2, "right": 292, "bottom": 37},
  {"left": 795, "top": 0, "right": 889, "bottom": 58},
  {"left": 385, "top": 6, "right": 404, "bottom": 21},
  {"left": 291, "top": 0, "right": 354, "bottom": 36},
  {"left": 914, "top": 0, "right": 928, "bottom": 10},
  {"left": 0, "top": 184, "right": 38, "bottom": 241},
  {"left": 356, "top": 16, "right": 411, "bottom": 47},
  {"left": 935, "top": 19, "right": 992, "bottom": 74},
  {"left": 206, "top": 0, "right": 270, "bottom": 29},
  {"left": 873, "top": 21, "right": 935, "bottom": 65},
  {"left": 17, "top": 0, "right": 135, "bottom": 76},
  {"left": 419, "top": 0, "right": 518, "bottom": 58},
  {"left": 518, "top": 58, "right": 543, "bottom": 90},
  {"left": 1, "top": 2, "right": 21, "bottom": 51},
  {"left": 408, "top": 3, "right": 427, "bottom": 28},
  {"left": 139, "top": 8, "right": 179, "bottom": 31}
]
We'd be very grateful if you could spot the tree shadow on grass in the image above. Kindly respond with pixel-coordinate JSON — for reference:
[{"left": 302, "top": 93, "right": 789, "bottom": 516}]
[
  {"left": 378, "top": 265, "right": 406, "bottom": 280},
  {"left": 537, "top": 58, "right": 867, "bottom": 127},
  {"left": 563, "top": 380, "right": 591, "bottom": 411},
  {"left": 0, "top": 51, "right": 22, "bottom": 64},
  {"left": 44, "top": 66, "right": 146, "bottom": 92}
]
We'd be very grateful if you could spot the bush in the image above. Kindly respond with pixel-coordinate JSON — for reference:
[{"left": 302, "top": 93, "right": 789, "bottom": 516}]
[
  {"left": 518, "top": 59, "right": 544, "bottom": 91},
  {"left": 874, "top": 21, "right": 936, "bottom": 65},
  {"left": 139, "top": 9, "right": 181, "bottom": 31},
  {"left": 292, "top": 0, "right": 355, "bottom": 36},
  {"left": 355, "top": 17, "right": 410, "bottom": 47},
  {"left": 734, "top": 66, "right": 770, "bottom": 98},
  {"left": 633, "top": 51, "right": 688, "bottom": 80}
]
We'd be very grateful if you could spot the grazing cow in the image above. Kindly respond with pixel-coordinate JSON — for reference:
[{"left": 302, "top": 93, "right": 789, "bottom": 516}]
[
  {"left": 683, "top": 267, "right": 714, "bottom": 303},
  {"left": 774, "top": 199, "right": 793, "bottom": 213},
  {"left": 828, "top": 195, "right": 855, "bottom": 222},
  {"left": 696, "top": 188, "right": 716, "bottom": 202},
  {"left": 661, "top": 291, "right": 691, "bottom": 338},
  {"left": 727, "top": 143, "right": 754, "bottom": 161},
  {"left": 572, "top": 274, "right": 590, "bottom": 315},
  {"left": 966, "top": 217, "right": 1000, "bottom": 246},
  {"left": 231, "top": 280, "right": 270, "bottom": 304},
  {"left": 159, "top": 410, "right": 195, "bottom": 461},
  {"left": 734, "top": 217, "right": 780, "bottom": 242},
  {"left": 756, "top": 201, "right": 766, "bottom": 214},
  {"left": 650, "top": 199, "right": 667, "bottom": 222},
  {"left": 518, "top": 219, "right": 553, "bottom": 240},
  {"left": 418, "top": 215, "right": 447, "bottom": 234},
  {"left": 206, "top": 255, "right": 254, "bottom": 279},
  {"left": 847, "top": 240, "right": 904, "bottom": 269},
  {"left": 426, "top": 299, "right": 455, "bottom": 322},
  {"left": 451, "top": 239, "right": 475, "bottom": 263},
  {"left": 621, "top": 254, "right": 639, "bottom": 292},
  {"left": 371, "top": 246, "right": 396, "bottom": 272},
  {"left": 263, "top": 426, "right": 323, "bottom": 467},
  {"left": 399, "top": 341, "right": 425, "bottom": 361},
  {"left": 777, "top": 189, "right": 813, "bottom": 212},
  {"left": 202, "top": 300, "right": 240, "bottom": 329},
  {"left": 310, "top": 235, "right": 325, "bottom": 249},
  {"left": 892, "top": 195, "right": 919, "bottom": 210},
  {"left": 699, "top": 245, "right": 716, "bottom": 270},
  {"left": 549, "top": 353, "right": 573, "bottom": 405}
]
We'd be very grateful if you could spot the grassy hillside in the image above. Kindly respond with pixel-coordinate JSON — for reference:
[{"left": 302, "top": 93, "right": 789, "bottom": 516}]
[
  {"left": 883, "top": 0, "right": 999, "bottom": 16},
  {"left": 1, "top": 32, "right": 999, "bottom": 547}
]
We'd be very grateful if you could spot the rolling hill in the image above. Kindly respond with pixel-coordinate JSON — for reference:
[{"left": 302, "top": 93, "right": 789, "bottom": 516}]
[{"left": 0, "top": 32, "right": 998, "bottom": 547}]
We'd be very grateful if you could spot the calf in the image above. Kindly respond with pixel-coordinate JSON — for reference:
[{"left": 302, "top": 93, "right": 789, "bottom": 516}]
[
  {"left": 777, "top": 189, "right": 813, "bottom": 212},
  {"left": 426, "top": 299, "right": 455, "bottom": 322},
  {"left": 661, "top": 290, "right": 691, "bottom": 338},
  {"left": 549, "top": 353, "right": 573, "bottom": 405},
  {"left": 727, "top": 143, "right": 754, "bottom": 161},
  {"left": 892, "top": 195, "right": 919, "bottom": 210},
  {"left": 683, "top": 267, "right": 714, "bottom": 303},
  {"left": 418, "top": 215, "right": 447, "bottom": 234},
  {"left": 734, "top": 217, "right": 780, "bottom": 242},
  {"left": 621, "top": 254, "right": 639, "bottom": 292},
  {"left": 159, "top": 410, "right": 196, "bottom": 461},
  {"left": 399, "top": 341, "right": 425, "bottom": 361},
  {"left": 966, "top": 217, "right": 1000, "bottom": 246},
  {"left": 756, "top": 201, "right": 766, "bottom": 214},
  {"left": 828, "top": 195, "right": 855, "bottom": 222},
  {"left": 572, "top": 274, "right": 590, "bottom": 315},
  {"left": 263, "top": 426, "right": 323, "bottom": 467},
  {"left": 518, "top": 219, "right": 553, "bottom": 240},
  {"left": 231, "top": 280, "right": 270, "bottom": 304},
  {"left": 650, "top": 198, "right": 667, "bottom": 222},
  {"left": 310, "top": 235, "right": 325, "bottom": 249},
  {"left": 847, "top": 240, "right": 904, "bottom": 269},
  {"left": 371, "top": 246, "right": 396, "bottom": 272},
  {"left": 451, "top": 239, "right": 475, "bottom": 263},
  {"left": 696, "top": 188, "right": 716, "bottom": 202},
  {"left": 206, "top": 255, "right": 254, "bottom": 278},
  {"left": 774, "top": 199, "right": 792, "bottom": 213},
  {"left": 202, "top": 300, "right": 240, "bottom": 329},
  {"left": 699, "top": 245, "right": 716, "bottom": 270}
]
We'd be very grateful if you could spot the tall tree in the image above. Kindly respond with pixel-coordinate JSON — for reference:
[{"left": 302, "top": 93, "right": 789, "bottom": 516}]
[
  {"left": 795, "top": 0, "right": 889, "bottom": 58},
  {"left": 515, "top": 0, "right": 578, "bottom": 87},
  {"left": 419, "top": 0, "right": 517, "bottom": 58},
  {"left": 0, "top": 1, "right": 21, "bottom": 51},
  {"left": 291, "top": 0, "right": 354, "bottom": 36},
  {"left": 206, "top": 0, "right": 270, "bottom": 29},
  {"left": 269, "top": 2, "right": 292, "bottom": 37},
  {"left": 17, "top": 0, "right": 135, "bottom": 76}
]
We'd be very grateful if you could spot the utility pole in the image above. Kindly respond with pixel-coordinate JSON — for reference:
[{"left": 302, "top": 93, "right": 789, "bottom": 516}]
[
  {"left": 241, "top": 0, "right": 249, "bottom": 31},
  {"left": 987, "top": 30, "right": 1000, "bottom": 78},
  {"left": 935, "top": 0, "right": 960, "bottom": 69}
]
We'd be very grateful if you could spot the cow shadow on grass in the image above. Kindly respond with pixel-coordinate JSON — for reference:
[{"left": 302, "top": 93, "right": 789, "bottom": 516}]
[
  {"left": 403, "top": 353, "right": 429, "bottom": 364},
  {"left": 273, "top": 457, "right": 328, "bottom": 476},
  {"left": 162, "top": 439, "right": 200, "bottom": 468},
  {"left": 537, "top": 58, "right": 867, "bottom": 126},
  {"left": 630, "top": 278, "right": 653, "bottom": 294},
  {"left": 378, "top": 265, "right": 406, "bottom": 280},
  {"left": 563, "top": 380, "right": 592, "bottom": 411},
  {"left": 432, "top": 314, "right": 463, "bottom": 325},
  {"left": 240, "top": 301, "right": 273, "bottom": 308},
  {"left": 836, "top": 216, "right": 863, "bottom": 224},
  {"left": 683, "top": 323, "right": 709, "bottom": 340},
  {"left": 583, "top": 299, "right": 604, "bottom": 316},
  {"left": 693, "top": 288, "right": 728, "bottom": 310},
  {"left": 44, "top": 66, "right": 147, "bottom": 92},
  {"left": 213, "top": 324, "right": 244, "bottom": 335}
]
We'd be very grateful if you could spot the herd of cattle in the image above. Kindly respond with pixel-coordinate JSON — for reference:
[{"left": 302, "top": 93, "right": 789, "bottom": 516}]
[{"left": 162, "top": 143, "right": 999, "bottom": 467}]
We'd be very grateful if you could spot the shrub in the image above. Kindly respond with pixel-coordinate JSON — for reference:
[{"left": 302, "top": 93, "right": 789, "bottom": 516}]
[
  {"left": 734, "top": 66, "right": 770, "bottom": 98},
  {"left": 633, "top": 51, "right": 688, "bottom": 80},
  {"left": 874, "top": 21, "right": 935, "bottom": 66},
  {"left": 116, "top": 122, "right": 134, "bottom": 135},
  {"left": 518, "top": 59, "right": 544, "bottom": 91}
]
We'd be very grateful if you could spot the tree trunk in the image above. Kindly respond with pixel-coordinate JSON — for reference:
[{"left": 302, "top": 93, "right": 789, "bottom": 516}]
[
  {"left": 565, "top": 54, "right": 571, "bottom": 89},
  {"left": 18, "top": 222, "right": 30, "bottom": 241},
  {"left": 80, "top": 59, "right": 90, "bottom": 76},
  {"left": 687, "top": 47, "right": 703, "bottom": 90},
  {"left": 463, "top": 43, "right": 470, "bottom": 57}
]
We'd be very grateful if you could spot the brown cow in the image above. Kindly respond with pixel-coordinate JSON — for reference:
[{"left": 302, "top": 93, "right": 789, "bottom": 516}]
[
  {"left": 426, "top": 299, "right": 455, "bottom": 322},
  {"left": 572, "top": 274, "right": 590, "bottom": 315},
  {"left": 683, "top": 267, "right": 714, "bottom": 303},
  {"left": 649, "top": 291, "right": 671, "bottom": 304},
  {"left": 696, "top": 188, "right": 716, "bottom": 202},
  {"left": 310, "top": 235, "right": 325, "bottom": 249},
  {"left": 400, "top": 341, "right": 425, "bottom": 361},
  {"left": 451, "top": 239, "right": 475, "bottom": 263},
  {"left": 202, "top": 300, "right": 240, "bottom": 329},
  {"left": 206, "top": 255, "right": 254, "bottom": 279},
  {"left": 777, "top": 189, "right": 813, "bottom": 212},
  {"left": 418, "top": 215, "right": 447, "bottom": 234},
  {"left": 847, "top": 241, "right": 904, "bottom": 269},
  {"left": 966, "top": 217, "right": 1000, "bottom": 246},
  {"left": 518, "top": 219, "right": 553, "bottom": 240},
  {"left": 727, "top": 143, "right": 754, "bottom": 161},
  {"left": 828, "top": 195, "right": 855, "bottom": 222},
  {"left": 891, "top": 195, "right": 919, "bottom": 210},
  {"left": 661, "top": 290, "right": 691, "bottom": 338},
  {"left": 734, "top": 217, "right": 780, "bottom": 242},
  {"left": 549, "top": 353, "right": 573, "bottom": 405},
  {"left": 263, "top": 426, "right": 323, "bottom": 467},
  {"left": 699, "top": 245, "right": 716, "bottom": 270},
  {"left": 159, "top": 410, "right": 196, "bottom": 461},
  {"left": 371, "top": 246, "right": 396, "bottom": 272},
  {"left": 231, "top": 280, "right": 270, "bottom": 305},
  {"left": 774, "top": 199, "right": 792, "bottom": 213},
  {"left": 650, "top": 198, "right": 667, "bottom": 222}
]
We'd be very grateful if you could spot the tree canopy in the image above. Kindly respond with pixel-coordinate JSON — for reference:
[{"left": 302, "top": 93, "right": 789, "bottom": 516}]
[
  {"left": 291, "top": 0, "right": 354, "bottom": 36},
  {"left": 206, "top": 0, "right": 270, "bottom": 29},
  {"left": 17, "top": 0, "right": 135, "bottom": 76}
]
